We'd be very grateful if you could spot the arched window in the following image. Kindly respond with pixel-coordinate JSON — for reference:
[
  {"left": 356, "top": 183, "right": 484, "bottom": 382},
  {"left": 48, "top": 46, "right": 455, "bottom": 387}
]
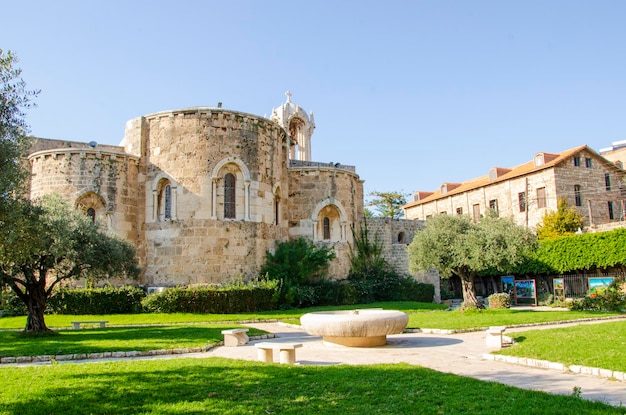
[
  {"left": 274, "top": 195, "right": 280, "bottom": 225},
  {"left": 323, "top": 217, "right": 331, "bottom": 240},
  {"left": 87, "top": 208, "right": 96, "bottom": 223},
  {"left": 157, "top": 179, "right": 172, "bottom": 221},
  {"left": 397, "top": 232, "right": 406, "bottom": 244},
  {"left": 224, "top": 173, "right": 236, "bottom": 219}
]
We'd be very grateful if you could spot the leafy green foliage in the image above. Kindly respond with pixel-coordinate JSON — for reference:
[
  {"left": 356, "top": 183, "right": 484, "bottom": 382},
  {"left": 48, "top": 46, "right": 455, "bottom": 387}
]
[
  {"left": 536, "top": 198, "right": 584, "bottom": 240},
  {"left": 0, "top": 194, "right": 139, "bottom": 331},
  {"left": 409, "top": 212, "right": 537, "bottom": 309},
  {"left": 47, "top": 286, "right": 146, "bottom": 315},
  {"left": 348, "top": 219, "right": 434, "bottom": 303},
  {"left": 260, "top": 237, "right": 335, "bottom": 307},
  {"left": 141, "top": 280, "right": 278, "bottom": 313},
  {"left": 366, "top": 190, "right": 408, "bottom": 219},
  {"left": 516, "top": 228, "right": 626, "bottom": 275},
  {"left": 568, "top": 277, "right": 626, "bottom": 312},
  {"left": 0, "top": 49, "right": 38, "bottom": 201}
]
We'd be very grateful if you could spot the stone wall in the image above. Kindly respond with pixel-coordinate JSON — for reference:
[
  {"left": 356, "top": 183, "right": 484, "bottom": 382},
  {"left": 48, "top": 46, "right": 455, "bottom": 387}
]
[
  {"left": 28, "top": 142, "right": 140, "bottom": 244},
  {"left": 287, "top": 165, "right": 364, "bottom": 277}
]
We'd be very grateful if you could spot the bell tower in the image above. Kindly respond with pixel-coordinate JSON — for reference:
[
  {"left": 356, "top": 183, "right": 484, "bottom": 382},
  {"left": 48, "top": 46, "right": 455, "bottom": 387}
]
[{"left": 270, "top": 91, "right": 315, "bottom": 161}]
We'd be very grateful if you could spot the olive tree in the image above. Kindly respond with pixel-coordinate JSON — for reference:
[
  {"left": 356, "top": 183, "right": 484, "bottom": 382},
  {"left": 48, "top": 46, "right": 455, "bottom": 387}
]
[
  {"left": 0, "top": 194, "right": 140, "bottom": 332},
  {"left": 408, "top": 212, "right": 536, "bottom": 309}
]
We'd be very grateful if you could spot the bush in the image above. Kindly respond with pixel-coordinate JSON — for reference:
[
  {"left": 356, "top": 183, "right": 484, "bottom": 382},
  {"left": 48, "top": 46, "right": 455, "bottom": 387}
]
[
  {"left": 488, "top": 293, "right": 511, "bottom": 309},
  {"left": 568, "top": 277, "right": 626, "bottom": 312},
  {"left": 260, "top": 238, "right": 335, "bottom": 307},
  {"left": 2, "top": 290, "right": 28, "bottom": 316},
  {"left": 141, "top": 279, "right": 278, "bottom": 313},
  {"left": 47, "top": 286, "right": 146, "bottom": 314}
]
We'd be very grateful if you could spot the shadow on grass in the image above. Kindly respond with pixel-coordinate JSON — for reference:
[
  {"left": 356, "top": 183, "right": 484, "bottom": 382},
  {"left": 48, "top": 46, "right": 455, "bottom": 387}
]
[
  {"left": 0, "top": 325, "right": 261, "bottom": 358},
  {"left": 1, "top": 358, "right": 622, "bottom": 415}
]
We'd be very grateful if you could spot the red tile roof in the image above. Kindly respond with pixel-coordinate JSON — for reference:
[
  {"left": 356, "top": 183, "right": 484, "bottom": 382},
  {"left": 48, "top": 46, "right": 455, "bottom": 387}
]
[{"left": 402, "top": 144, "right": 612, "bottom": 209}]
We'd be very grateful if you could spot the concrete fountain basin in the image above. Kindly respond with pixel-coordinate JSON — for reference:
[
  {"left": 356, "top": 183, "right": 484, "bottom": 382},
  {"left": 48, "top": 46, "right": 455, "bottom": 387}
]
[{"left": 300, "top": 309, "right": 409, "bottom": 347}]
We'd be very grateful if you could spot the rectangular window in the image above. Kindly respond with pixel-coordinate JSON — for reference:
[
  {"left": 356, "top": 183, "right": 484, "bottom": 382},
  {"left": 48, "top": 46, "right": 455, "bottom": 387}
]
[
  {"left": 585, "top": 157, "right": 592, "bottom": 168},
  {"left": 518, "top": 192, "right": 526, "bottom": 212},
  {"left": 456, "top": 207, "right": 463, "bottom": 215},
  {"left": 472, "top": 204, "right": 481, "bottom": 222},
  {"left": 489, "top": 199, "right": 498, "bottom": 213},
  {"left": 573, "top": 156, "right": 581, "bottom": 167},
  {"left": 574, "top": 185, "right": 582, "bottom": 207},
  {"left": 605, "top": 173, "right": 612, "bottom": 191},
  {"left": 537, "top": 187, "right": 546, "bottom": 209},
  {"left": 608, "top": 201, "right": 615, "bottom": 220}
]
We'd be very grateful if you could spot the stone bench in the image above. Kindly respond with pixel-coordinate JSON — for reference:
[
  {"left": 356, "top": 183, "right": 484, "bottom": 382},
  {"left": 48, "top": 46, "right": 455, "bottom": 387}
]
[
  {"left": 221, "top": 328, "right": 250, "bottom": 347},
  {"left": 255, "top": 342, "right": 303, "bottom": 364},
  {"left": 71, "top": 320, "right": 108, "bottom": 330},
  {"left": 485, "top": 326, "right": 507, "bottom": 348}
]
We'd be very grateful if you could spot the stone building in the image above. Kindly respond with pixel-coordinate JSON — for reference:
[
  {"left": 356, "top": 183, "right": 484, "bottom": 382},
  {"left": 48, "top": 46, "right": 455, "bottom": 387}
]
[
  {"left": 27, "top": 93, "right": 367, "bottom": 287},
  {"left": 402, "top": 145, "right": 626, "bottom": 230}
]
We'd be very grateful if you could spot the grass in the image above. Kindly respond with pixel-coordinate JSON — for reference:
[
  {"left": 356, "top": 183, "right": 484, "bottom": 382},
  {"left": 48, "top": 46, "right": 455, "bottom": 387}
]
[
  {"left": 0, "top": 325, "right": 264, "bottom": 358},
  {"left": 496, "top": 320, "right": 626, "bottom": 372},
  {"left": 407, "top": 308, "right": 621, "bottom": 330},
  {"left": 1, "top": 358, "right": 623, "bottom": 415},
  {"left": 0, "top": 301, "right": 446, "bottom": 330}
]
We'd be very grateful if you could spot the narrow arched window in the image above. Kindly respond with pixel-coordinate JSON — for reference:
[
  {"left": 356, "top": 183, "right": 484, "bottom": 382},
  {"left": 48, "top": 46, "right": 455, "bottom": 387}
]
[
  {"left": 224, "top": 173, "right": 236, "bottom": 219},
  {"left": 274, "top": 195, "right": 280, "bottom": 225},
  {"left": 163, "top": 184, "right": 172, "bottom": 220},
  {"left": 397, "top": 232, "right": 406, "bottom": 244},
  {"left": 87, "top": 207, "right": 96, "bottom": 223},
  {"left": 157, "top": 180, "right": 172, "bottom": 221},
  {"left": 323, "top": 217, "right": 331, "bottom": 240}
]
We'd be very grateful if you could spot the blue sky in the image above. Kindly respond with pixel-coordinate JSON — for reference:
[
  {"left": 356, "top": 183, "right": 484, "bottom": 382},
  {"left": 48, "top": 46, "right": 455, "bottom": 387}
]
[{"left": 5, "top": 1, "right": 626, "bottom": 202}]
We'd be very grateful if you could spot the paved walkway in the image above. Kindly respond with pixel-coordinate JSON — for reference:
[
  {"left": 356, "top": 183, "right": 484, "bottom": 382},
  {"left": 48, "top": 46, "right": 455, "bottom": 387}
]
[{"left": 207, "top": 321, "right": 626, "bottom": 407}]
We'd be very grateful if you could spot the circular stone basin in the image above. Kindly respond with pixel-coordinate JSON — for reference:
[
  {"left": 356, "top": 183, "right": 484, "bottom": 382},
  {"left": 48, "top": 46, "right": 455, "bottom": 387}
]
[{"left": 300, "top": 309, "right": 409, "bottom": 347}]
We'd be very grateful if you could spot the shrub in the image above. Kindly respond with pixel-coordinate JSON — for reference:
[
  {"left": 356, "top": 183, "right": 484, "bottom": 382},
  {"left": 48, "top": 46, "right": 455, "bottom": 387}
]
[
  {"left": 568, "top": 277, "right": 626, "bottom": 312},
  {"left": 488, "top": 293, "right": 511, "bottom": 309},
  {"left": 47, "top": 286, "right": 145, "bottom": 314},
  {"left": 260, "top": 238, "right": 335, "bottom": 307},
  {"left": 141, "top": 279, "right": 278, "bottom": 313}
]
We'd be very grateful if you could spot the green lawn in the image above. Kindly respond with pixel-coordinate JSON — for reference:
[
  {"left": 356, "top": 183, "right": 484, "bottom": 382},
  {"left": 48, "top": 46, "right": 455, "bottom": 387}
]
[
  {"left": 496, "top": 320, "right": 626, "bottom": 372},
  {"left": 1, "top": 358, "right": 622, "bottom": 415},
  {"left": 0, "top": 325, "right": 264, "bottom": 358},
  {"left": 0, "top": 301, "right": 446, "bottom": 330},
  {"left": 407, "top": 308, "right": 621, "bottom": 330}
]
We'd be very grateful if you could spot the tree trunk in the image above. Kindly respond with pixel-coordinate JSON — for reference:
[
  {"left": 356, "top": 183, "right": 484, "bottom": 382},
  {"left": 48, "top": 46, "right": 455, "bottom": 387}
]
[
  {"left": 460, "top": 273, "right": 483, "bottom": 309},
  {"left": 25, "top": 283, "right": 50, "bottom": 333}
]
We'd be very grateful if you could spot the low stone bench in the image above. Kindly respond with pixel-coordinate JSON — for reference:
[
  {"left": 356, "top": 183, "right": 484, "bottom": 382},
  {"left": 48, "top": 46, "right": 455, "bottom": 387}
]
[
  {"left": 255, "top": 342, "right": 303, "bottom": 364},
  {"left": 221, "top": 328, "right": 250, "bottom": 347},
  {"left": 485, "top": 326, "right": 507, "bottom": 349},
  {"left": 72, "top": 320, "right": 108, "bottom": 330}
]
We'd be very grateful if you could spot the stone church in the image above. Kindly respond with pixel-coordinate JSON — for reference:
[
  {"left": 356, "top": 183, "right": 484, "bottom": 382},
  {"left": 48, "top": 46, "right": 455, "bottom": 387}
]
[{"left": 27, "top": 93, "right": 392, "bottom": 287}]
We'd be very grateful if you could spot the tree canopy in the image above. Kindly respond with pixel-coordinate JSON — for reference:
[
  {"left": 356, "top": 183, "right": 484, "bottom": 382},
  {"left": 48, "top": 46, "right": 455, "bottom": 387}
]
[
  {"left": 408, "top": 212, "right": 536, "bottom": 309},
  {"left": 0, "top": 194, "right": 140, "bottom": 332},
  {"left": 536, "top": 197, "right": 584, "bottom": 240},
  {"left": 0, "top": 49, "right": 38, "bottom": 201},
  {"left": 367, "top": 191, "right": 408, "bottom": 219}
]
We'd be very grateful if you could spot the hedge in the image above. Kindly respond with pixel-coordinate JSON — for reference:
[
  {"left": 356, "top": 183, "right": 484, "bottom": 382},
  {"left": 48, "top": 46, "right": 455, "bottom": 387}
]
[
  {"left": 141, "top": 281, "right": 278, "bottom": 314},
  {"left": 47, "top": 286, "right": 145, "bottom": 314},
  {"left": 514, "top": 228, "right": 626, "bottom": 275}
]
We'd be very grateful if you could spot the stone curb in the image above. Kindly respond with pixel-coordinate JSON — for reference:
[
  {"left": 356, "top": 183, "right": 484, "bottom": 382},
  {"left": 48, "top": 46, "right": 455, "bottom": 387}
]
[
  {"left": 482, "top": 353, "right": 626, "bottom": 383},
  {"left": 0, "top": 334, "right": 276, "bottom": 365}
]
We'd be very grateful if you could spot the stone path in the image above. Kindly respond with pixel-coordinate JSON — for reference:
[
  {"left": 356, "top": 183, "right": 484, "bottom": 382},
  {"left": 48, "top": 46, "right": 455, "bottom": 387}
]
[{"left": 207, "top": 321, "right": 626, "bottom": 407}]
